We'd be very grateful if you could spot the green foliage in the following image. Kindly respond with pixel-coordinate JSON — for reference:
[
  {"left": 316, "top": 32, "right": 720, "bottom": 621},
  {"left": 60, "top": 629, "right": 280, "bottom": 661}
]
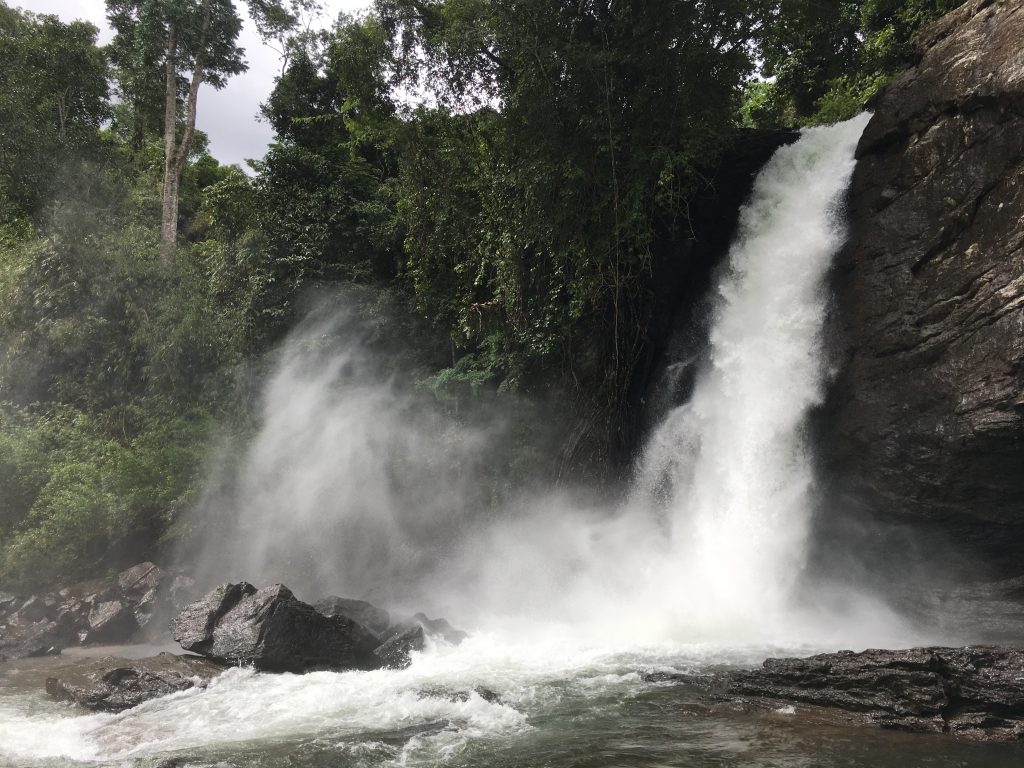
[
  {"left": 368, "top": 0, "right": 758, "bottom": 425},
  {"left": 0, "top": 3, "right": 110, "bottom": 218},
  {"left": 756, "top": 0, "right": 966, "bottom": 125},
  {"left": 0, "top": 402, "right": 213, "bottom": 586},
  {"left": 740, "top": 80, "right": 797, "bottom": 129},
  {"left": 0, "top": 0, "right": 971, "bottom": 585}
]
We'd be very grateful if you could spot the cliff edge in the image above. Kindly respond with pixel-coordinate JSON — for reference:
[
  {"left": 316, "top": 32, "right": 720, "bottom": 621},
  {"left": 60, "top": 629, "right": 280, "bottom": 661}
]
[{"left": 824, "top": 0, "right": 1024, "bottom": 578}]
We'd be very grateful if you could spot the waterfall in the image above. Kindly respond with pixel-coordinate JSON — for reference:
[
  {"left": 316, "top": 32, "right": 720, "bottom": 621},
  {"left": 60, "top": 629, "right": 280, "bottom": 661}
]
[
  {"left": 188, "top": 114, "right": 897, "bottom": 646},
  {"left": 635, "top": 112, "right": 872, "bottom": 631}
]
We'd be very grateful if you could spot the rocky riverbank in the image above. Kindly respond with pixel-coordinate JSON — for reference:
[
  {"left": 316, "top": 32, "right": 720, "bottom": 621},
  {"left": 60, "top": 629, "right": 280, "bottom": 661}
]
[
  {"left": 0, "top": 562, "right": 196, "bottom": 661},
  {"left": 36, "top": 578, "right": 468, "bottom": 712},
  {"left": 648, "top": 646, "right": 1024, "bottom": 742},
  {"left": 23, "top": 574, "right": 1023, "bottom": 745}
]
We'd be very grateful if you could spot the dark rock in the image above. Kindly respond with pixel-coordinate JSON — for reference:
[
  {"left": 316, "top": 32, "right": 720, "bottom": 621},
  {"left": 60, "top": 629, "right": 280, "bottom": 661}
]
[
  {"left": 153, "top": 760, "right": 190, "bottom": 768},
  {"left": 116, "top": 562, "right": 176, "bottom": 636},
  {"left": 171, "top": 582, "right": 382, "bottom": 672},
  {"left": 821, "top": 0, "right": 1024, "bottom": 579},
  {"left": 0, "top": 619, "right": 70, "bottom": 659},
  {"left": 45, "top": 653, "right": 223, "bottom": 712},
  {"left": 383, "top": 613, "right": 467, "bottom": 645},
  {"left": 117, "top": 562, "right": 166, "bottom": 598},
  {"left": 416, "top": 686, "right": 502, "bottom": 704},
  {"left": 372, "top": 613, "right": 468, "bottom": 669},
  {"left": 15, "top": 595, "right": 50, "bottom": 623},
  {"left": 314, "top": 596, "right": 390, "bottom": 636},
  {"left": 410, "top": 613, "right": 468, "bottom": 645},
  {"left": 905, "top": 576, "right": 1024, "bottom": 645},
  {"left": 676, "top": 646, "right": 1024, "bottom": 741},
  {"left": 374, "top": 625, "right": 425, "bottom": 670},
  {"left": 85, "top": 600, "right": 139, "bottom": 645}
]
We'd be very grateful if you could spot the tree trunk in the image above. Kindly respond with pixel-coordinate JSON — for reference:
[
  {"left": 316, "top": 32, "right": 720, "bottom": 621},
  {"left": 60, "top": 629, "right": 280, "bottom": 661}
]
[
  {"left": 159, "top": 0, "right": 211, "bottom": 267},
  {"left": 160, "top": 23, "right": 179, "bottom": 266}
]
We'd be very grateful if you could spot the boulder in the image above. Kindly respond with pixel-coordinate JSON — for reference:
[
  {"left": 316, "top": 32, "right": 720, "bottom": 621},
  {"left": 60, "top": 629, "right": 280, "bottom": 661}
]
[
  {"left": 171, "top": 582, "right": 382, "bottom": 672},
  {"left": 85, "top": 600, "right": 139, "bottom": 645},
  {"left": 0, "top": 593, "right": 89, "bottom": 659},
  {"left": 374, "top": 625, "right": 424, "bottom": 670},
  {"left": 0, "top": 620, "right": 67, "bottom": 659},
  {"left": 117, "top": 562, "right": 166, "bottom": 598},
  {"left": 14, "top": 596, "right": 51, "bottom": 623},
  {"left": 659, "top": 646, "right": 1024, "bottom": 741},
  {"left": 408, "top": 613, "right": 468, "bottom": 645},
  {"left": 373, "top": 613, "right": 468, "bottom": 669},
  {"left": 45, "top": 653, "right": 223, "bottom": 712},
  {"left": 821, "top": 0, "right": 1024, "bottom": 579},
  {"left": 313, "top": 596, "right": 390, "bottom": 635}
]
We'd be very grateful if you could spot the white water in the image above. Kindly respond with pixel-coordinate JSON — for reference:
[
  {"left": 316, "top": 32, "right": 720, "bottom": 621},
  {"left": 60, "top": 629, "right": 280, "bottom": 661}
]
[
  {"left": 1, "top": 113, "right": 923, "bottom": 767},
  {"left": 186, "top": 112, "right": 891, "bottom": 645},
  {"left": 632, "top": 111, "right": 874, "bottom": 633},
  {"left": 0, "top": 639, "right": 800, "bottom": 766}
]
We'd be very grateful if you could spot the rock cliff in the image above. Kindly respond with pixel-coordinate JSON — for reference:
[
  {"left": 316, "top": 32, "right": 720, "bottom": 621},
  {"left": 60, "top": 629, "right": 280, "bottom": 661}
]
[{"left": 823, "top": 0, "right": 1024, "bottom": 578}]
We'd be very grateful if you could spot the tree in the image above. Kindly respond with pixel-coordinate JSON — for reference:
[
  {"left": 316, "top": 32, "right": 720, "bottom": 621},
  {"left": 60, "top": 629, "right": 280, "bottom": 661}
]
[
  {"left": 0, "top": 3, "right": 109, "bottom": 219},
  {"left": 367, "top": 0, "right": 760, "bottom": 462},
  {"left": 107, "top": 0, "right": 312, "bottom": 265}
]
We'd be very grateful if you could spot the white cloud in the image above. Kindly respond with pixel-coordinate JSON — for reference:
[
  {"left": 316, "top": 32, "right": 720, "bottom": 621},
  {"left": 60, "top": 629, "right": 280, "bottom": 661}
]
[{"left": 17, "top": 0, "right": 370, "bottom": 168}]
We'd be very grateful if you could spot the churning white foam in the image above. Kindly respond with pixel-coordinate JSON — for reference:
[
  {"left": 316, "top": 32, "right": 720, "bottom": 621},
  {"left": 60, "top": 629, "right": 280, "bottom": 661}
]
[
  {"left": 632, "top": 112, "right": 874, "bottom": 633},
  {"left": 0, "top": 639, "right": 800, "bottom": 765},
  {"left": 186, "top": 113, "right": 906, "bottom": 647}
]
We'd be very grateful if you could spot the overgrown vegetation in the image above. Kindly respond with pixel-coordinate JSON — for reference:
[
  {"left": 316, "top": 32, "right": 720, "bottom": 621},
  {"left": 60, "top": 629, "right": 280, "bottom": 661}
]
[{"left": 0, "top": 0, "right": 963, "bottom": 587}]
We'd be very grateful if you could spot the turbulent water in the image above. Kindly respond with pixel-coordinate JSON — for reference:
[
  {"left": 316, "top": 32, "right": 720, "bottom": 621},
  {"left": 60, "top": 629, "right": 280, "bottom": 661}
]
[
  {"left": 4, "top": 640, "right": 1023, "bottom": 767},
  {"left": 7, "top": 113, "right": 1014, "bottom": 767}
]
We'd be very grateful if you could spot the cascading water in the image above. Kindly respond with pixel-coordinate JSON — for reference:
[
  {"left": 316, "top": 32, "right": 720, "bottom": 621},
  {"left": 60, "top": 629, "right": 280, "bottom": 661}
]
[
  {"left": 186, "top": 112, "right": 884, "bottom": 645},
  {"left": 2, "top": 113, "right": 937, "bottom": 768},
  {"left": 633, "top": 112, "right": 874, "bottom": 633}
]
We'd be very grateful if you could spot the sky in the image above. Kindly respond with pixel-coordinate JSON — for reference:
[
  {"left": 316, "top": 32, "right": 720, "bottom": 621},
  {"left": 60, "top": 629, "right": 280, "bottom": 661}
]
[{"left": 18, "top": 0, "right": 370, "bottom": 168}]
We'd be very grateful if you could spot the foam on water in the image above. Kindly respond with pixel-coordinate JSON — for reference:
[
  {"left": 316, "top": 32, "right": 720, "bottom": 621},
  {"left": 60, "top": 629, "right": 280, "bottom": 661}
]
[
  {"left": 0, "top": 640, "right": 788, "bottom": 765},
  {"left": 0, "top": 113, "right": 914, "bottom": 767}
]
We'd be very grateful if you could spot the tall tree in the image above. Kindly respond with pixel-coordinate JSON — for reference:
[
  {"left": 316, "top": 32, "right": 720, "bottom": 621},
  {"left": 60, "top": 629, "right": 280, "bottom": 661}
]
[
  {"left": 0, "top": 3, "right": 109, "bottom": 219},
  {"left": 108, "top": 0, "right": 310, "bottom": 265}
]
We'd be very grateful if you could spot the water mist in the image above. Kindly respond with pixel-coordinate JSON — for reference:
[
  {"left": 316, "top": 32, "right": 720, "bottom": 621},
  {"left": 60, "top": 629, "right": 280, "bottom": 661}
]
[{"left": 187, "top": 113, "right": 911, "bottom": 649}]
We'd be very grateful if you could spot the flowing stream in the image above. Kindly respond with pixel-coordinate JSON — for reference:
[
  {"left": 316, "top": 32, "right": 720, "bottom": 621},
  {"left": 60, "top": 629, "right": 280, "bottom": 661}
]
[{"left": 4, "top": 113, "right": 1017, "bottom": 767}]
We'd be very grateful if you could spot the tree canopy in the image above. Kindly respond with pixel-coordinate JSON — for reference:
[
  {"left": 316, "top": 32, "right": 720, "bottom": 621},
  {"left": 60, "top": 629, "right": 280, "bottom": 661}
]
[{"left": 0, "top": 0, "right": 965, "bottom": 586}]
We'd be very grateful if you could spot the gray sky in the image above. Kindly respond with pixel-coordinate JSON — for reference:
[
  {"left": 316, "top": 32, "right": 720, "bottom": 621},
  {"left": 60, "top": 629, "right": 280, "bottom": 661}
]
[{"left": 19, "top": 0, "right": 370, "bottom": 168}]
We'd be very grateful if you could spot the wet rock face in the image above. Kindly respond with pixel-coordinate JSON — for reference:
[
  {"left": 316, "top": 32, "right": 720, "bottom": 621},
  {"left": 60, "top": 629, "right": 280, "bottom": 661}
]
[
  {"left": 171, "top": 583, "right": 382, "bottom": 673},
  {"left": 313, "top": 596, "right": 391, "bottom": 636},
  {"left": 44, "top": 653, "right": 224, "bottom": 712},
  {"left": 85, "top": 601, "right": 139, "bottom": 645},
  {"left": 651, "top": 646, "right": 1024, "bottom": 741},
  {"left": 735, "top": 647, "right": 1024, "bottom": 740},
  {"left": 823, "top": 0, "right": 1024, "bottom": 576},
  {"left": 172, "top": 583, "right": 468, "bottom": 673}
]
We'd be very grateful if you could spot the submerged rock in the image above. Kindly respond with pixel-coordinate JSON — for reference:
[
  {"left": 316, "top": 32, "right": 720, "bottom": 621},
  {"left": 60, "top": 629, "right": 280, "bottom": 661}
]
[
  {"left": 659, "top": 646, "right": 1024, "bottom": 741},
  {"left": 45, "top": 653, "right": 223, "bottom": 712},
  {"left": 171, "top": 583, "right": 381, "bottom": 672},
  {"left": 313, "top": 596, "right": 391, "bottom": 635},
  {"left": 416, "top": 685, "right": 502, "bottom": 704}
]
